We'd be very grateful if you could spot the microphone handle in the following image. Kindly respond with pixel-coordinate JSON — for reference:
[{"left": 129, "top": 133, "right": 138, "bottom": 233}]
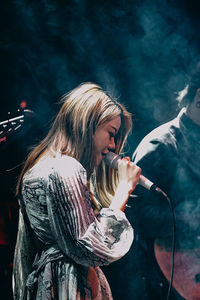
[{"left": 139, "top": 175, "right": 157, "bottom": 191}]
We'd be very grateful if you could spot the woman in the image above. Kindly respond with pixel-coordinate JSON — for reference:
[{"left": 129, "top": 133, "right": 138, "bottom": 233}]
[{"left": 13, "top": 82, "right": 141, "bottom": 300}]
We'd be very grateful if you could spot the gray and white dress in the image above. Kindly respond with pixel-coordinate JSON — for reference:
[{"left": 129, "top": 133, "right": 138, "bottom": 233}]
[{"left": 13, "top": 154, "right": 133, "bottom": 300}]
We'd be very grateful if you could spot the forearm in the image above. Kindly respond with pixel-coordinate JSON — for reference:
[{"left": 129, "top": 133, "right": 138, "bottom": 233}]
[{"left": 109, "top": 181, "right": 132, "bottom": 211}]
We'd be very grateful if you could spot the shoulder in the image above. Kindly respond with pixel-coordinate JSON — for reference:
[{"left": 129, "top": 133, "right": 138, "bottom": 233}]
[
  {"left": 51, "top": 155, "right": 87, "bottom": 180},
  {"left": 142, "top": 117, "right": 179, "bottom": 147},
  {"left": 133, "top": 116, "right": 180, "bottom": 164},
  {"left": 24, "top": 155, "right": 87, "bottom": 183}
]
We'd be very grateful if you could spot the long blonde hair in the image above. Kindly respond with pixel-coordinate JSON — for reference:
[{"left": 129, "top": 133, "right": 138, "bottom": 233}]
[{"left": 16, "top": 82, "right": 132, "bottom": 209}]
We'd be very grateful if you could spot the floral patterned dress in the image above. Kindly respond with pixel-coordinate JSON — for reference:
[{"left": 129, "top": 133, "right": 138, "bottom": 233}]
[{"left": 13, "top": 154, "right": 133, "bottom": 300}]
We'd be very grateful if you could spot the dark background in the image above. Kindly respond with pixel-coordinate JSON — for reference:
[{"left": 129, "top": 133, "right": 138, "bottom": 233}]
[{"left": 0, "top": 0, "right": 200, "bottom": 299}]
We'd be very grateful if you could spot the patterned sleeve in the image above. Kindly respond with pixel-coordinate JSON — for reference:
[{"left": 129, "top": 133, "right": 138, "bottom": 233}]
[{"left": 47, "top": 157, "right": 134, "bottom": 267}]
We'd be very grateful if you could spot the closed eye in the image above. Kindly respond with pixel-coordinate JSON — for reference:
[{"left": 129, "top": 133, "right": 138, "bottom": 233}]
[{"left": 109, "top": 132, "right": 115, "bottom": 139}]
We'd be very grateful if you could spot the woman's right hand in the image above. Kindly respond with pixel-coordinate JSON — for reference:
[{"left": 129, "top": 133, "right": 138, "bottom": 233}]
[{"left": 110, "top": 157, "right": 141, "bottom": 211}]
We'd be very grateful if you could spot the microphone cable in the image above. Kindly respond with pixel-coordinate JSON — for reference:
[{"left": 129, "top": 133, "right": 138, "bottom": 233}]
[
  {"left": 104, "top": 151, "right": 176, "bottom": 299},
  {"left": 154, "top": 188, "right": 176, "bottom": 300}
]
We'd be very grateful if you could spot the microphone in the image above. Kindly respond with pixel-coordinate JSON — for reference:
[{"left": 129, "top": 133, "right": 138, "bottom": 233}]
[{"left": 104, "top": 152, "right": 161, "bottom": 193}]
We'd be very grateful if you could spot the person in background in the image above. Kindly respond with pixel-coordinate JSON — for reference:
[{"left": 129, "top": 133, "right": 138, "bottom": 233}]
[
  {"left": 12, "top": 82, "right": 141, "bottom": 300},
  {"left": 130, "top": 63, "right": 200, "bottom": 299}
]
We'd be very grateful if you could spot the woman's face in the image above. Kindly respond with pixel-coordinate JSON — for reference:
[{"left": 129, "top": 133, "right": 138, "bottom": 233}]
[{"left": 93, "top": 115, "right": 121, "bottom": 166}]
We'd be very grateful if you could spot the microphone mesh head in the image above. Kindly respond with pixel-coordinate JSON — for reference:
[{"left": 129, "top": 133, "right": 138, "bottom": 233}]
[{"left": 103, "top": 152, "right": 120, "bottom": 170}]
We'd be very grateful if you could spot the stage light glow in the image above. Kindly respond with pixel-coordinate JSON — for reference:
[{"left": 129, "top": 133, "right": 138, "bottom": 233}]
[{"left": 20, "top": 101, "right": 27, "bottom": 109}]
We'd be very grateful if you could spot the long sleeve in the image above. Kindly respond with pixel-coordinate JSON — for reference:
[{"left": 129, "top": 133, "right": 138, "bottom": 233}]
[
  {"left": 46, "top": 156, "right": 133, "bottom": 267},
  {"left": 13, "top": 210, "right": 38, "bottom": 300},
  {"left": 14, "top": 155, "right": 133, "bottom": 300}
]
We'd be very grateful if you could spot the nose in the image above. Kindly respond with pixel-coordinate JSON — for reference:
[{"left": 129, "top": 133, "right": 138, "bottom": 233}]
[{"left": 108, "top": 137, "right": 116, "bottom": 150}]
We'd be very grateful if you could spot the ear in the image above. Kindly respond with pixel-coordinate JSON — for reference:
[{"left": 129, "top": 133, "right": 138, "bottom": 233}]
[
  {"left": 194, "top": 88, "right": 200, "bottom": 108},
  {"left": 195, "top": 88, "right": 200, "bottom": 100}
]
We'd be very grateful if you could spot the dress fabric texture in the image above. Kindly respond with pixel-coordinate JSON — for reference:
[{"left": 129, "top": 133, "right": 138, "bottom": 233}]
[
  {"left": 124, "top": 108, "right": 200, "bottom": 300},
  {"left": 13, "top": 155, "right": 133, "bottom": 300}
]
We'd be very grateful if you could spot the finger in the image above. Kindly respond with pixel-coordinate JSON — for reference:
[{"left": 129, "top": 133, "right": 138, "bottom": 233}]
[
  {"left": 129, "top": 165, "right": 142, "bottom": 184},
  {"left": 118, "top": 159, "right": 128, "bottom": 167},
  {"left": 117, "top": 159, "right": 128, "bottom": 173},
  {"left": 127, "top": 161, "right": 135, "bottom": 167},
  {"left": 133, "top": 166, "right": 142, "bottom": 178},
  {"left": 135, "top": 165, "right": 142, "bottom": 175},
  {"left": 122, "top": 156, "right": 130, "bottom": 162},
  {"left": 127, "top": 162, "right": 141, "bottom": 174},
  {"left": 126, "top": 161, "right": 137, "bottom": 171}
]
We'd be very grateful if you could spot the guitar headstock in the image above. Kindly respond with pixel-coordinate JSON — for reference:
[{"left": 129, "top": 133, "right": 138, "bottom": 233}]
[{"left": 0, "top": 109, "right": 34, "bottom": 144}]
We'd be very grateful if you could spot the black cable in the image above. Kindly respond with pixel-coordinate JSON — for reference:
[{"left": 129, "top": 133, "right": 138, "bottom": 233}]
[
  {"left": 103, "top": 151, "right": 177, "bottom": 299},
  {"left": 155, "top": 188, "right": 176, "bottom": 300}
]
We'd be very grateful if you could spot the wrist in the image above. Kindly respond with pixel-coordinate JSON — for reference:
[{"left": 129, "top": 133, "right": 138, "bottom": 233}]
[{"left": 109, "top": 181, "right": 131, "bottom": 211}]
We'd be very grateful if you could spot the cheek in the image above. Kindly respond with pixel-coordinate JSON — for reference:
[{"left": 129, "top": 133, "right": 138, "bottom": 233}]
[
  {"left": 93, "top": 127, "right": 110, "bottom": 151},
  {"left": 94, "top": 135, "right": 107, "bottom": 152},
  {"left": 93, "top": 135, "right": 101, "bottom": 151}
]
